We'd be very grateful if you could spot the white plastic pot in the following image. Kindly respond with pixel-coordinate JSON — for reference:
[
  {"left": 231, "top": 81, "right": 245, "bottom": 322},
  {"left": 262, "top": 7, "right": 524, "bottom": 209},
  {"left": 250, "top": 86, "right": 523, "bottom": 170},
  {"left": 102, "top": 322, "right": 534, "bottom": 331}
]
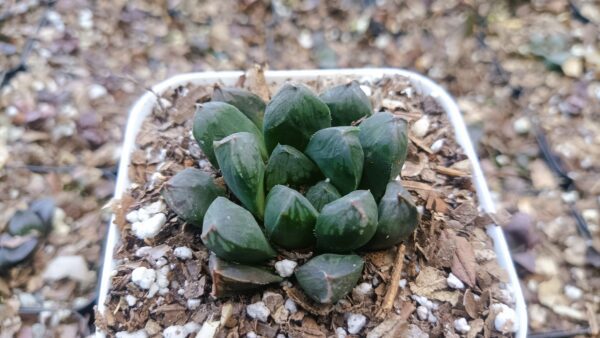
[{"left": 97, "top": 69, "right": 527, "bottom": 337}]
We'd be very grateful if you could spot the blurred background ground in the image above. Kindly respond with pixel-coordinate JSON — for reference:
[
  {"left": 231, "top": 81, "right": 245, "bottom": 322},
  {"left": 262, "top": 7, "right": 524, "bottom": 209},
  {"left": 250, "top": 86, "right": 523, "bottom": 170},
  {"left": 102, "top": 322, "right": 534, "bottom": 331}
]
[{"left": 0, "top": 0, "right": 599, "bottom": 336}]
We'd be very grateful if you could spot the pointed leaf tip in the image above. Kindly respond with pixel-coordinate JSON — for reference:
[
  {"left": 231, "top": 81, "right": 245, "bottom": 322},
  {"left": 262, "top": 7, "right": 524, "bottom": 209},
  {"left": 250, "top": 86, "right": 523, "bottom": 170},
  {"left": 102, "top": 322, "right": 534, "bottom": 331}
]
[
  {"left": 209, "top": 253, "right": 282, "bottom": 298},
  {"left": 212, "top": 85, "right": 266, "bottom": 128},
  {"left": 295, "top": 254, "right": 364, "bottom": 304},
  {"left": 320, "top": 80, "right": 372, "bottom": 126}
]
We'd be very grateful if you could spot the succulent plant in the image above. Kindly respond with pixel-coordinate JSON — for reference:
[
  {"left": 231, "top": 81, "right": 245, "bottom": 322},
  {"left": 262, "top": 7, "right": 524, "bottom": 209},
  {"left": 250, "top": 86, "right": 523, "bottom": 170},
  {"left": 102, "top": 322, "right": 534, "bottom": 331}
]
[
  {"left": 201, "top": 197, "right": 276, "bottom": 264},
  {"left": 165, "top": 80, "right": 420, "bottom": 302},
  {"left": 264, "top": 185, "right": 318, "bottom": 249},
  {"left": 295, "top": 254, "right": 364, "bottom": 303},
  {"left": 265, "top": 144, "right": 321, "bottom": 191},
  {"left": 359, "top": 112, "right": 408, "bottom": 200},
  {"left": 305, "top": 126, "right": 364, "bottom": 195},
  {"left": 315, "top": 190, "right": 378, "bottom": 253},
  {"left": 364, "top": 180, "right": 419, "bottom": 250},
  {"left": 8, "top": 210, "right": 45, "bottom": 236},
  {"left": 320, "top": 81, "right": 372, "bottom": 126},
  {"left": 162, "top": 168, "right": 226, "bottom": 226},
  {"left": 193, "top": 101, "right": 267, "bottom": 168},
  {"left": 304, "top": 180, "right": 341, "bottom": 212},
  {"left": 209, "top": 253, "right": 282, "bottom": 298},
  {"left": 212, "top": 85, "right": 266, "bottom": 128},
  {"left": 263, "top": 83, "right": 331, "bottom": 153},
  {"left": 214, "top": 132, "right": 266, "bottom": 219},
  {"left": 0, "top": 234, "right": 39, "bottom": 272}
]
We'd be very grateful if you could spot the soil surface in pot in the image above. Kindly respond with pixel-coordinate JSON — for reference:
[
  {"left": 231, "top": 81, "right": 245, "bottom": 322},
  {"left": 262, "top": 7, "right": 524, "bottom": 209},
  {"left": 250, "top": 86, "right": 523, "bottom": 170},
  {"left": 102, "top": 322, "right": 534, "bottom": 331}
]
[{"left": 96, "top": 72, "right": 516, "bottom": 337}]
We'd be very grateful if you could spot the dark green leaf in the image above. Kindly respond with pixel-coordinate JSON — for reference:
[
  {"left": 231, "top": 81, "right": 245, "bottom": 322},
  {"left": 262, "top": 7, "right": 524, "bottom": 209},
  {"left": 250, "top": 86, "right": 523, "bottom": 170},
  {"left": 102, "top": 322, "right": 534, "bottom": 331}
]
[
  {"left": 320, "top": 81, "right": 372, "bottom": 126},
  {"left": 305, "top": 180, "right": 341, "bottom": 212},
  {"left": 0, "top": 234, "right": 39, "bottom": 273},
  {"left": 212, "top": 85, "right": 266, "bottom": 128},
  {"left": 265, "top": 144, "right": 321, "bottom": 191},
  {"left": 8, "top": 210, "right": 45, "bottom": 236}
]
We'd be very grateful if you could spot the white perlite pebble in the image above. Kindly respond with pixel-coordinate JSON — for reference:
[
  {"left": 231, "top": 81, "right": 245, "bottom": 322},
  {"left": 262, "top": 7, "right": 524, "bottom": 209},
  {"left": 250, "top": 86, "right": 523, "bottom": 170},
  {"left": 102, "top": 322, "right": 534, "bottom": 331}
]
[
  {"left": 347, "top": 313, "right": 367, "bottom": 334},
  {"left": 427, "top": 313, "right": 438, "bottom": 324},
  {"left": 163, "top": 325, "right": 187, "bottom": 338},
  {"left": 399, "top": 279, "right": 407, "bottom": 289},
  {"left": 195, "top": 321, "right": 220, "bottom": 338},
  {"left": 360, "top": 85, "right": 372, "bottom": 97},
  {"left": 335, "top": 327, "right": 348, "bottom": 338},
  {"left": 125, "top": 295, "right": 137, "bottom": 307},
  {"left": 42, "top": 255, "right": 95, "bottom": 286},
  {"left": 431, "top": 139, "right": 445, "bottom": 153},
  {"left": 564, "top": 285, "right": 583, "bottom": 300},
  {"left": 513, "top": 116, "right": 531, "bottom": 134},
  {"left": 284, "top": 299, "right": 297, "bottom": 313},
  {"left": 274, "top": 260, "right": 297, "bottom": 277},
  {"left": 145, "top": 200, "right": 166, "bottom": 214},
  {"left": 447, "top": 273, "right": 465, "bottom": 289},
  {"left": 411, "top": 116, "right": 430, "bottom": 138},
  {"left": 246, "top": 301, "right": 270, "bottom": 322},
  {"left": 276, "top": 334, "right": 287, "bottom": 338},
  {"left": 246, "top": 332, "right": 258, "bottom": 338},
  {"left": 174, "top": 246, "right": 193, "bottom": 260},
  {"left": 115, "top": 330, "right": 148, "bottom": 338},
  {"left": 454, "top": 317, "right": 471, "bottom": 333},
  {"left": 131, "top": 267, "right": 156, "bottom": 289},
  {"left": 187, "top": 298, "right": 201, "bottom": 310},
  {"left": 354, "top": 282, "right": 373, "bottom": 296},
  {"left": 132, "top": 213, "right": 166, "bottom": 239},
  {"left": 492, "top": 304, "right": 518, "bottom": 333},
  {"left": 416, "top": 306, "right": 429, "bottom": 320}
]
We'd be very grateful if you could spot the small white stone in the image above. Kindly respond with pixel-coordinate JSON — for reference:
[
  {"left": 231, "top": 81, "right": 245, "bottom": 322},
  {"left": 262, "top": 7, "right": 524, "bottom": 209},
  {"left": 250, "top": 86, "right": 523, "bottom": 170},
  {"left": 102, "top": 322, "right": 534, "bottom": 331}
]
[
  {"left": 411, "top": 295, "right": 429, "bottom": 307},
  {"left": 134, "top": 246, "right": 152, "bottom": 257},
  {"left": 163, "top": 325, "right": 186, "bottom": 338},
  {"left": 274, "top": 260, "right": 297, "bottom": 277},
  {"left": 298, "top": 30, "right": 313, "bottom": 49},
  {"left": 131, "top": 267, "right": 156, "bottom": 289},
  {"left": 137, "top": 208, "right": 150, "bottom": 222},
  {"left": 411, "top": 116, "right": 430, "bottom": 138},
  {"left": 454, "top": 317, "right": 471, "bottom": 333},
  {"left": 78, "top": 9, "right": 94, "bottom": 29},
  {"left": 335, "top": 327, "right": 347, "bottom": 338},
  {"left": 564, "top": 285, "right": 583, "bottom": 300},
  {"left": 126, "top": 210, "right": 140, "bottom": 223},
  {"left": 145, "top": 200, "right": 166, "bottom": 214},
  {"left": 447, "top": 273, "right": 465, "bottom": 289},
  {"left": 284, "top": 299, "right": 297, "bottom": 313},
  {"left": 187, "top": 298, "right": 201, "bottom": 310},
  {"left": 125, "top": 295, "right": 137, "bottom": 307},
  {"left": 513, "top": 117, "right": 530, "bottom": 134},
  {"left": 561, "top": 190, "right": 579, "bottom": 204},
  {"left": 184, "top": 322, "right": 201, "bottom": 335},
  {"left": 174, "top": 246, "right": 193, "bottom": 260},
  {"left": 18, "top": 293, "right": 38, "bottom": 307},
  {"left": 88, "top": 83, "right": 107, "bottom": 99},
  {"left": 399, "top": 279, "right": 407, "bottom": 288},
  {"left": 492, "top": 303, "right": 518, "bottom": 333},
  {"left": 115, "top": 330, "right": 148, "bottom": 338},
  {"left": 156, "top": 266, "right": 170, "bottom": 288},
  {"left": 246, "top": 301, "right": 270, "bottom": 322},
  {"left": 431, "top": 139, "right": 445, "bottom": 153},
  {"left": 427, "top": 312, "right": 438, "bottom": 323},
  {"left": 132, "top": 213, "right": 166, "bottom": 239},
  {"left": 416, "top": 306, "right": 429, "bottom": 320},
  {"left": 43, "top": 255, "right": 95, "bottom": 286},
  {"left": 246, "top": 332, "right": 258, "bottom": 338},
  {"left": 360, "top": 85, "right": 372, "bottom": 97},
  {"left": 276, "top": 334, "right": 287, "bottom": 338},
  {"left": 347, "top": 313, "right": 367, "bottom": 334},
  {"left": 354, "top": 282, "right": 373, "bottom": 296},
  {"left": 195, "top": 320, "right": 220, "bottom": 338},
  {"left": 147, "top": 283, "right": 159, "bottom": 298}
]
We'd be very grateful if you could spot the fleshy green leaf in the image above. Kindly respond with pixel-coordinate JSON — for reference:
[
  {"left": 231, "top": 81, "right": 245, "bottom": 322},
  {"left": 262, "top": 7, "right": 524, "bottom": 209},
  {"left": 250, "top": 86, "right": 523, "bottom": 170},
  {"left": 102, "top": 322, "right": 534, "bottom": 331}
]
[
  {"left": 8, "top": 210, "right": 45, "bottom": 236},
  {"left": 264, "top": 185, "right": 318, "bottom": 249},
  {"left": 214, "top": 132, "right": 266, "bottom": 219},
  {"left": 265, "top": 144, "right": 321, "bottom": 191},
  {"left": 209, "top": 253, "right": 282, "bottom": 298},
  {"left": 305, "top": 180, "right": 341, "bottom": 212},
  {"left": 0, "top": 235, "right": 39, "bottom": 273},
  {"left": 295, "top": 253, "right": 364, "bottom": 304},
  {"left": 320, "top": 81, "right": 372, "bottom": 126},
  {"left": 193, "top": 101, "right": 266, "bottom": 168},
  {"left": 29, "top": 197, "right": 55, "bottom": 230},
  {"left": 364, "top": 181, "right": 419, "bottom": 250},
  {"left": 212, "top": 85, "right": 266, "bottom": 128},
  {"left": 263, "top": 83, "right": 331, "bottom": 153},
  {"left": 305, "top": 127, "right": 364, "bottom": 195},
  {"left": 359, "top": 112, "right": 408, "bottom": 200},
  {"left": 201, "top": 197, "right": 276, "bottom": 264},
  {"left": 315, "top": 190, "right": 378, "bottom": 253},
  {"left": 162, "top": 168, "right": 226, "bottom": 226}
]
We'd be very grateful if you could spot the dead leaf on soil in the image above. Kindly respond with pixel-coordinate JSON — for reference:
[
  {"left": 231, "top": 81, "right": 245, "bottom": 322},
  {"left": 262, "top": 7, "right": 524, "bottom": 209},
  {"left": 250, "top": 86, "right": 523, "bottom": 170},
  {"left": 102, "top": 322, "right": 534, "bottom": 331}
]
[{"left": 451, "top": 236, "right": 478, "bottom": 288}]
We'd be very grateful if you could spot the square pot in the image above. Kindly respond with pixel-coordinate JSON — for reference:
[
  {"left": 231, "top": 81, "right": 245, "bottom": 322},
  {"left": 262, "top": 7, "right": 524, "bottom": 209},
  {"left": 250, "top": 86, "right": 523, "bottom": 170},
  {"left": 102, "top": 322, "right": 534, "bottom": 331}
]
[{"left": 97, "top": 69, "right": 527, "bottom": 337}]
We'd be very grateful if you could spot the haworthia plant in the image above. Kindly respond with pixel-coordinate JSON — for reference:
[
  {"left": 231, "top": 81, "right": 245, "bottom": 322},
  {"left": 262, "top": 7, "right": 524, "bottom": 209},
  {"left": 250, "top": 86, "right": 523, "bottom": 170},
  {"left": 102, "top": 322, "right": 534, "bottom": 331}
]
[
  {"left": 214, "top": 132, "right": 266, "bottom": 219},
  {"left": 0, "top": 235, "right": 39, "bottom": 273},
  {"left": 315, "top": 190, "right": 378, "bottom": 253},
  {"left": 295, "top": 254, "right": 364, "bottom": 303},
  {"left": 305, "top": 180, "right": 341, "bottom": 212},
  {"left": 264, "top": 185, "right": 318, "bottom": 249},
  {"left": 364, "top": 181, "right": 419, "bottom": 250},
  {"left": 359, "top": 112, "right": 408, "bottom": 200},
  {"left": 212, "top": 85, "right": 266, "bottom": 128},
  {"left": 265, "top": 144, "right": 321, "bottom": 191},
  {"left": 201, "top": 197, "right": 276, "bottom": 264},
  {"left": 319, "top": 80, "right": 372, "bottom": 126},
  {"left": 209, "top": 253, "right": 282, "bottom": 298},
  {"left": 192, "top": 101, "right": 266, "bottom": 168},
  {"left": 263, "top": 83, "right": 331, "bottom": 153},
  {"left": 305, "top": 127, "right": 364, "bottom": 195},
  {"left": 8, "top": 210, "right": 45, "bottom": 236},
  {"left": 162, "top": 168, "right": 226, "bottom": 226}
]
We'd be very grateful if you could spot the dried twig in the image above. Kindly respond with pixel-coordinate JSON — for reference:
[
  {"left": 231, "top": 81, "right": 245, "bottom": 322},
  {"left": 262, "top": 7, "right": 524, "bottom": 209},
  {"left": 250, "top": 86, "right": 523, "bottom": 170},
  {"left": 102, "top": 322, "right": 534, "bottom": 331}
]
[
  {"left": 409, "top": 135, "right": 433, "bottom": 154},
  {"left": 434, "top": 165, "right": 469, "bottom": 177},
  {"left": 376, "top": 244, "right": 406, "bottom": 318}
]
